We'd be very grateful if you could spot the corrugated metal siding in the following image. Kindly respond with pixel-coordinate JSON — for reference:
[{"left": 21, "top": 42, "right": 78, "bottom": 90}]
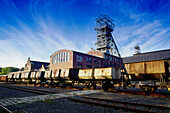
[{"left": 125, "top": 60, "right": 165, "bottom": 74}]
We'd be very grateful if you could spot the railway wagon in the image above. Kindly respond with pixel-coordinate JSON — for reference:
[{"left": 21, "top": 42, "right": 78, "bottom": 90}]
[
  {"left": 20, "top": 71, "right": 31, "bottom": 84},
  {"left": 78, "top": 69, "right": 95, "bottom": 89},
  {"left": 7, "top": 73, "right": 14, "bottom": 83},
  {"left": 94, "top": 67, "right": 121, "bottom": 91},
  {"left": 0, "top": 75, "right": 7, "bottom": 82},
  {"left": 43, "top": 67, "right": 121, "bottom": 90},
  {"left": 125, "top": 60, "right": 170, "bottom": 94},
  {"left": 30, "top": 71, "right": 37, "bottom": 84},
  {"left": 50, "top": 69, "right": 60, "bottom": 86},
  {"left": 16, "top": 72, "right": 22, "bottom": 83},
  {"left": 49, "top": 67, "right": 121, "bottom": 90},
  {"left": 59, "top": 68, "right": 79, "bottom": 87},
  {"left": 77, "top": 67, "right": 121, "bottom": 90},
  {"left": 44, "top": 70, "right": 52, "bottom": 86},
  {"left": 13, "top": 72, "right": 22, "bottom": 83},
  {"left": 33, "top": 71, "right": 45, "bottom": 86},
  {"left": 44, "top": 69, "right": 79, "bottom": 87}
]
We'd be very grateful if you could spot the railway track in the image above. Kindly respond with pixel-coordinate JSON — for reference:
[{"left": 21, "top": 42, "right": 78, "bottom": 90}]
[
  {"left": 0, "top": 105, "right": 12, "bottom": 113},
  {"left": 0, "top": 83, "right": 169, "bottom": 98},
  {"left": 67, "top": 96, "right": 170, "bottom": 113},
  {"left": 0, "top": 84, "right": 57, "bottom": 95},
  {"left": 108, "top": 89, "right": 170, "bottom": 98}
]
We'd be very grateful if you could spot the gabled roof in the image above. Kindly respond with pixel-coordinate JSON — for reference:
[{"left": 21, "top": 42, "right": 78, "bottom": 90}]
[
  {"left": 123, "top": 49, "right": 170, "bottom": 63},
  {"left": 30, "top": 60, "right": 50, "bottom": 69}
]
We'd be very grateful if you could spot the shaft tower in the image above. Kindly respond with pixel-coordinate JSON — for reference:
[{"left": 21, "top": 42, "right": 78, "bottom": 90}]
[
  {"left": 94, "top": 15, "right": 129, "bottom": 83},
  {"left": 94, "top": 15, "right": 120, "bottom": 56}
]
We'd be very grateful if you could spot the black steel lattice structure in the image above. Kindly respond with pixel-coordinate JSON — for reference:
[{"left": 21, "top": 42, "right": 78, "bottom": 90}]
[
  {"left": 94, "top": 15, "right": 120, "bottom": 56},
  {"left": 94, "top": 15, "right": 129, "bottom": 83}
]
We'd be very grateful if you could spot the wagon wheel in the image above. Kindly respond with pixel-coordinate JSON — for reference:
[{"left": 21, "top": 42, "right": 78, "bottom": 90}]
[
  {"left": 55, "top": 82, "right": 60, "bottom": 87},
  {"left": 47, "top": 82, "right": 51, "bottom": 87},
  {"left": 92, "top": 83, "right": 96, "bottom": 90},
  {"left": 102, "top": 83, "right": 109, "bottom": 91},
  {"left": 69, "top": 83, "right": 74, "bottom": 88},
  {"left": 40, "top": 82, "right": 44, "bottom": 87},
  {"left": 142, "top": 86, "right": 156, "bottom": 95},
  {"left": 85, "top": 83, "right": 91, "bottom": 90},
  {"left": 62, "top": 84, "right": 67, "bottom": 88}
]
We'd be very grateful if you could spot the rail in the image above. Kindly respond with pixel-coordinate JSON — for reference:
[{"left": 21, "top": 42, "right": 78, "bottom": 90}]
[
  {"left": 67, "top": 96, "right": 170, "bottom": 113},
  {"left": 0, "top": 105, "right": 12, "bottom": 113},
  {"left": 0, "top": 84, "right": 57, "bottom": 95}
]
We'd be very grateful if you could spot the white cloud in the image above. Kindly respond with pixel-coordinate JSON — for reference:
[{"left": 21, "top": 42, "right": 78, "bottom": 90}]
[
  {"left": 0, "top": 20, "right": 79, "bottom": 68},
  {"left": 116, "top": 20, "right": 170, "bottom": 57}
]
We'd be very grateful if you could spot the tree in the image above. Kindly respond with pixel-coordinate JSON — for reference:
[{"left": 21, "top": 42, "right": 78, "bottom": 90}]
[{"left": 0, "top": 67, "right": 19, "bottom": 75}]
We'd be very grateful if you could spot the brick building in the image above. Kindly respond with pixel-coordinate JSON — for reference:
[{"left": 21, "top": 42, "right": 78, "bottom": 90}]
[
  {"left": 24, "top": 57, "right": 50, "bottom": 71},
  {"left": 50, "top": 49, "right": 123, "bottom": 70}
]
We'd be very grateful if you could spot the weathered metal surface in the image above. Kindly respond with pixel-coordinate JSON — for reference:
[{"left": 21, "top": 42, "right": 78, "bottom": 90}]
[
  {"left": 20, "top": 72, "right": 25, "bottom": 79},
  {"left": 13, "top": 73, "right": 17, "bottom": 79},
  {"left": 0, "top": 75, "right": 7, "bottom": 81},
  {"left": 16, "top": 73, "right": 21, "bottom": 79},
  {"left": 51, "top": 69, "right": 60, "bottom": 79},
  {"left": 78, "top": 69, "right": 94, "bottom": 79},
  {"left": 35, "top": 71, "right": 42, "bottom": 79},
  {"left": 94, "top": 67, "right": 121, "bottom": 79},
  {"left": 44, "top": 71, "right": 51, "bottom": 79},
  {"left": 24, "top": 72, "right": 30, "bottom": 79},
  {"left": 125, "top": 60, "right": 165, "bottom": 74},
  {"left": 60, "top": 69, "right": 70, "bottom": 79},
  {"left": 30, "top": 71, "right": 36, "bottom": 79}
]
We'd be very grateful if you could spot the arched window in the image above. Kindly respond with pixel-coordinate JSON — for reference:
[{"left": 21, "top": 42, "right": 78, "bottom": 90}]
[{"left": 52, "top": 52, "right": 70, "bottom": 64}]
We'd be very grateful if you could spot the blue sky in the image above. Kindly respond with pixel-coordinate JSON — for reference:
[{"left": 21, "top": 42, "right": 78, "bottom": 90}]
[{"left": 0, "top": 0, "right": 169, "bottom": 68}]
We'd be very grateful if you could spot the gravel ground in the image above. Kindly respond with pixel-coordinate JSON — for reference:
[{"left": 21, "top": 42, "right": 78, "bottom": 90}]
[
  {"left": 0, "top": 87, "right": 38, "bottom": 99},
  {"left": 1, "top": 83, "right": 169, "bottom": 113},
  {"left": 1, "top": 83, "right": 78, "bottom": 93},
  {"left": 6, "top": 98, "right": 131, "bottom": 113},
  {"left": 5, "top": 91, "right": 170, "bottom": 113},
  {"left": 83, "top": 92, "right": 170, "bottom": 107}
]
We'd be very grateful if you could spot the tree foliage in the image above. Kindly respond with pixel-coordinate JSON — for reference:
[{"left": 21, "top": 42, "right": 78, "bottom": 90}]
[{"left": 0, "top": 67, "right": 19, "bottom": 75}]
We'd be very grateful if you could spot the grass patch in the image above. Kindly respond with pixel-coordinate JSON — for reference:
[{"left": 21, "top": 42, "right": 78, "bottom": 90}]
[{"left": 44, "top": 99, "right": 52, "bottom": 103}]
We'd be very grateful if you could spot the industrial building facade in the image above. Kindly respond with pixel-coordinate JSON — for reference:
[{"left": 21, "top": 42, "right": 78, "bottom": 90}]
[
  {"left": 123, "top": 49, "right": 170, "bottom": 81},
  {"left": 50, "top": 49, "right": 123, "bottom": 70},
  {"left": 24, "top": 57, "right": 50, "bottom": 71}
]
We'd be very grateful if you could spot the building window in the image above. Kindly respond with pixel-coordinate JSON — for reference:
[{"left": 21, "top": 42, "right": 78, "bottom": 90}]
[
  {"left": 118, "top": 64, "right": 120, "bottom": 68},
  {"left": 76, "top": 55, "right": 83, "bottom": 62},
  {"left": 105, "top": 62, "right": 108, "bottom": 67},
  {"left": 101, "top": 60, "right": 103, "bottom": 65},
  {"left": 87, "top": 65, "right": 92, "bottom": 69},
  {"left": 114, "top": 63, "right": 117, "bottom": 67},
  {"left": 109, "top": 56, "right": 112, "bottom": 61},
  {"left": 110, "top": 62, "right": 113, "bottom": 67},
  {"left": 113, "top": 58, "right": 116, "bottom": 62},
  {"left": 94, "top": 58, "right": 99, "bottom": 64},
  {"left": 105, "top": 55, "right": 108, "bottom": 60},
  {"left": 52, "top": 52, "right": 70, "bottom": 64},
  {"left": 117, "top": 59, "right": 120, "bottom": 63},
  {"left": 76, "top": 63, "right": 83, "bottom": 69},
  {"left": 87, "top": 57, "right": 92, "bottom": 63}
]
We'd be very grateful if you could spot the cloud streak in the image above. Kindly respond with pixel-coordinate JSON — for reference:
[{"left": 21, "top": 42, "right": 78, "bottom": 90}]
[{"left": 0, "top": 0, "right": 169, "bottom": 68}]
